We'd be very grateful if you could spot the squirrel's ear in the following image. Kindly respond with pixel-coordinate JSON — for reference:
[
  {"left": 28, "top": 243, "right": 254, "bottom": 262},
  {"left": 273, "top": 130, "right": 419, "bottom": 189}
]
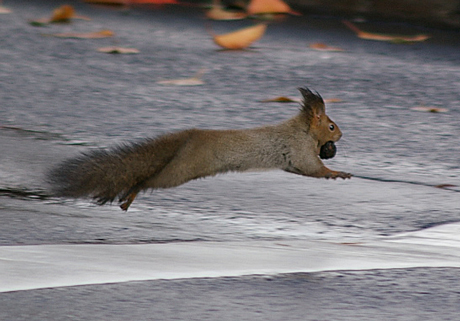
[{"left": 298, "top": 87, "right": 326, "bottom": 118}]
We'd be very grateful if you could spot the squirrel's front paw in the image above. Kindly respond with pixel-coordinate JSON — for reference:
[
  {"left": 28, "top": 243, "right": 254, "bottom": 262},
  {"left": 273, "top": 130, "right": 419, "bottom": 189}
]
[{"left": 326, "top": 170, "right": 352, "bottom": 180}]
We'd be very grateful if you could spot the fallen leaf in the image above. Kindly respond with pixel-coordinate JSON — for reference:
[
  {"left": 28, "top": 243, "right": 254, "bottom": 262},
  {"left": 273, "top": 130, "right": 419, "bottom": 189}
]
[
  {"left": 45, "top": 29, "right": 114, "bottom": 39},
  {"left": 247, "top": 0, "right": 300, "bottom": 15},
  {"left": 410, "top": 106, "right": 448, "bottom": 113},
  {"left": 97, "top": 46, "right": 140, "bottom": 54},
  {"left": 156, "top": 69, "right": 206, "bottom": 86},
  {"left": 435, "top": 184, "right": 457, "bottom": 189},
  {"left": 49, "top": 4, "right": 75, "bottom": 22},
  {"left": 343, "top": 20, "right": 430, "bottom": 43},
  {"left": 30, "top": 5, "right": 91, "bottom": 26},
  {"left": 206, "top": 3, "right": 247, "bottom": 20},
  {"left": 309, "top": 42, "right": 345, "bottom": 52},
  {"left": 261, "top": 96, "right": 299, "bottom": 103},
  {"left": 0, "top": 6, "right": 12, "bottom": 14},
  {"left": 212, "top": 23, "right": 267, "bottom": 50}
]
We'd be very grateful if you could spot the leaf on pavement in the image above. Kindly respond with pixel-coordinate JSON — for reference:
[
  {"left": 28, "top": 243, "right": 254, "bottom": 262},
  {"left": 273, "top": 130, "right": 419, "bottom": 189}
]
[
  {"left": 206, "top": 1, "right": 247, "bottom": 21},
  {"left": 97, "top": 46, "right": 140, "bottom": 54},
  {"left": 212, "top": 23, "right": 267, "bottom": 50},
  {"left": 0, "top": 6, "right": 12, "bottom": 14},
  {"left": 247, "top": 0, "right": 300, "bottom": 16},
  {"left": 49, "top": 5, "right": 76, "bottom": 22},
  {"left": 411, "top": 106, "right": 448, "bottom": 113},
  {"left": 30, "top": 5, "right": 90, "bottom": 26},
  {"left": 45, "top": 29, "right": 114, "bottom": 39},
  {"left": 435, "top": 184, "right": 457, "bottom": 190},
  {"left": 343, "top": 20, "right": 430, "bottom": 43},
  {"left": 309, "top": 42, "right": 345, "bottom": 52},
  {"left": 156, "top": 69, "right": 206, "bottom": 86}
]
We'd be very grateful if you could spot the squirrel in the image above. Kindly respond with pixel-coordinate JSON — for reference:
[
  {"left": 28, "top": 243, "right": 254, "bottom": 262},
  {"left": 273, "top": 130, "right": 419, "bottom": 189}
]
[{"left": 48, "top": 87, "right": 352, "bottom": 211}]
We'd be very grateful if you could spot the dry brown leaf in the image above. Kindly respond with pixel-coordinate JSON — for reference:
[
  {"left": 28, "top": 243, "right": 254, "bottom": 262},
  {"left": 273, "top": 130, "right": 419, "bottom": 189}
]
[
  {"left": 212, "top": 24, "right": 267, "bottom": 50},
  {"left": 309, "top": 42, "right": 345, "bottom": 52},
  {"left": 261, "top": 96, "right": 299, "bottom": 103},
  {"left": 46, "top": 29, "right": 114, "bottom": 39},
  {"left": 247, "top": 0, "right": 299, "bottom": 15},
  {"left": 411, "top": 106, "right": 448, "bottom": 113},
  {"left": 435, "top": 184, "right": 457, "bottom": 189},
  {"left": 0, "top": 6, "right": 12, "bottom": 14},
  {"left": 343, "top": 20, "right": 430, "bottom": 43},
  {"left": 97, "top": 46, "right": 140, "bottom": 54},
  {"left": 156, "top": 69, "right": 206, "bottom": 86}
]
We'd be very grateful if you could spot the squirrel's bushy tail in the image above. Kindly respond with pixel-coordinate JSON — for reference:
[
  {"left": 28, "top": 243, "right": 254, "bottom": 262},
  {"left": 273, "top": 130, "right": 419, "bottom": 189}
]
[{"left": 47, "top": 131, "right": 191, "bottom": 205}]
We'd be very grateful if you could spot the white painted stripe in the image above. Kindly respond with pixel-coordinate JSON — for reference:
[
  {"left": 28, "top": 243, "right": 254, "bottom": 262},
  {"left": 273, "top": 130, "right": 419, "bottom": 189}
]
[{"left": 1, "top": 223, "right": 460, "bottom": 293}]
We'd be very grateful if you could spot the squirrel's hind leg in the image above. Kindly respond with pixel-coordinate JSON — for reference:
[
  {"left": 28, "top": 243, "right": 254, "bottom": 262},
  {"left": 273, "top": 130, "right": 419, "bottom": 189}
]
[
  {"left": 120, "top": 191, "right": 138, "bottom": 211},
  {"left": 119, "top": 185, "right": 143, "bottom": 211}
]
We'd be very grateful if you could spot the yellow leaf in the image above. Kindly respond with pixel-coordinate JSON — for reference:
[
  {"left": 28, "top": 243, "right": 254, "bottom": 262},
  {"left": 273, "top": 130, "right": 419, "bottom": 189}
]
[
  {"left": 97, "top": 46, "right": 140, "bottom": 54},
  {"left": 46, "top": 29, "right": 114, "bottom": 39},
  {"left": 212, "top": 24, "right": 267, "bottom": 50},
  {"left": 309, "top": 42, "right": 345, "bottom": 52},
  {"left": 247, "top": 0, "right": 299, "bottom": 15},
  {"left": 30, "top": 5, "right": 90, "bottom": 26},
  {"left": 156, "top": 69, "right": 206, "bottom": 86},
  {"left": 49, "top": 5, "right": 75, "bottom": 22},
  {"left": 343, "top": 21, "right": 430, "bottom": 43}
]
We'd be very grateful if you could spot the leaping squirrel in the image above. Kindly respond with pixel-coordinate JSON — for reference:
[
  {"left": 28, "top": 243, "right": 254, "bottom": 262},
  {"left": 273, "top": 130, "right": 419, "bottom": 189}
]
[{"left": 48, "top": 87, "right": 352, "bottom": 211}]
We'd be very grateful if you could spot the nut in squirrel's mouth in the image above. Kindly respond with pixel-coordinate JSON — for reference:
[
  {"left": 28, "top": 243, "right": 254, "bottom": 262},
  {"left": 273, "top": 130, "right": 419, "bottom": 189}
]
[{"left": 319, "top": 141, "right": 337, "bottom": 159}]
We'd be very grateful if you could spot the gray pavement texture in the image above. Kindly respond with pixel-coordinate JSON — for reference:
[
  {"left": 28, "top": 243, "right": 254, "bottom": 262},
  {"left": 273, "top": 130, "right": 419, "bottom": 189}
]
[
  {"left": 1, "top": 0, "right": 460, "bottom": 320},
  {"left": 2, "top": 268, "right": 460, "bottom": 321}
]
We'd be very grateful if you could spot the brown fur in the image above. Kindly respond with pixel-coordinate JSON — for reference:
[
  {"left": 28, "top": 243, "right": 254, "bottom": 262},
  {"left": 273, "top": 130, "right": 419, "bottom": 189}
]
[{"left": 48, "top": 87, "right": 351, "bottom": 210}]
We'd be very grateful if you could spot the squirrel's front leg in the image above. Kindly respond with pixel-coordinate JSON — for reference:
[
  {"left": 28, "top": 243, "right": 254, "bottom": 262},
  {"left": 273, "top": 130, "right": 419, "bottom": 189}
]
[
  {"left": 311, "top": 166, "right": 352, "bottom": 179},
  {"left": 285, "top": 156, "right": 352, "bottom": 180}
]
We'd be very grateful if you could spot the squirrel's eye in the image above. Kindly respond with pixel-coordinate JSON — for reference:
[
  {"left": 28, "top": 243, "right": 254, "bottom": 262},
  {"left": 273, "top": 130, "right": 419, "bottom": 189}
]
[{"left": 329, "top": 124, "right": 335, "bottom": 131}]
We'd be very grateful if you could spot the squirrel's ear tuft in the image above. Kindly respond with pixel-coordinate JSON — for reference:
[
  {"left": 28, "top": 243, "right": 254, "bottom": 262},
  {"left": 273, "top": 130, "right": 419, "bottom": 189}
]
[{"left": 298, "top": 87, "right": 326, "bottom": 117}]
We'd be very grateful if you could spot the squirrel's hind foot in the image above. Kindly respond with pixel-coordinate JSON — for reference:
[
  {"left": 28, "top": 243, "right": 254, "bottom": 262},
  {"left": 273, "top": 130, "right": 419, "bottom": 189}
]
[{"left": 119, "top": 191, "right": 138, "bottom": 211}]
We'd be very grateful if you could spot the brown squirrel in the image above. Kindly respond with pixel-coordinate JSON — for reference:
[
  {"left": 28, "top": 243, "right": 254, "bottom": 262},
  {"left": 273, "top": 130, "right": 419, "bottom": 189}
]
[{"left": 48, "top": 87, "right": 352, "bottom": 211}]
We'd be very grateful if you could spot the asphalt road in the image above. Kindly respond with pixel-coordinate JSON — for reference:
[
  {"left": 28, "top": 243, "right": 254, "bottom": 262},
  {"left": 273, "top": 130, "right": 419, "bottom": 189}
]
[{"left": 1, "top": 0, "right": 460, "bottom": 320}]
